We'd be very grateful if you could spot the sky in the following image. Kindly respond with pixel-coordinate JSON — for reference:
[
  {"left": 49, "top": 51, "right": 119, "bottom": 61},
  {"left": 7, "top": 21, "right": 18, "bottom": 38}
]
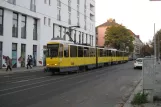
[{"left": 95, "top": 0, "right": 161, "bottom": 43}]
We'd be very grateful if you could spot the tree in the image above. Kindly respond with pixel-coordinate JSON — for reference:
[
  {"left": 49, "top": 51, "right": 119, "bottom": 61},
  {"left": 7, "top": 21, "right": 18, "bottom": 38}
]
[
  {"left": 154, "top": 29, "right": 161, "bottom": 59},
  {"left": 140, "top": 43, "right": 153, "bottom": 57},
  {"left": 104, "top": 24, "right": 134, "bottom": 52}
]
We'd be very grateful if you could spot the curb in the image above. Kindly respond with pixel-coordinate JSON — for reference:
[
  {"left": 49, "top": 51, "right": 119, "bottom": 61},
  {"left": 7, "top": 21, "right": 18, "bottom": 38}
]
[{"left": 123, "top": 79, "right": 143, "bottom": 107}]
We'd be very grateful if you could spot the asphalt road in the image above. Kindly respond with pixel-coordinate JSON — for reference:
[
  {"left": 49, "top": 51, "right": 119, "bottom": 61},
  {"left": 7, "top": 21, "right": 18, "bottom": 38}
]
[{"left": 0, "top": 61, "right": 142, "bottom": 107}]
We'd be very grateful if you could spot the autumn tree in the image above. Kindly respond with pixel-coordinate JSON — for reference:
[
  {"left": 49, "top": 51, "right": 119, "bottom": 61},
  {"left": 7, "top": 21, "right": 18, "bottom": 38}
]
[
  {"left": 154, "top": 29, "right": 161, "bottom": 58},
  {"left": 104, "top": 24, "right": 134, "bottom": 52},
  {"left": 140, "top": 43, "right": 153, "bottom": 57}
]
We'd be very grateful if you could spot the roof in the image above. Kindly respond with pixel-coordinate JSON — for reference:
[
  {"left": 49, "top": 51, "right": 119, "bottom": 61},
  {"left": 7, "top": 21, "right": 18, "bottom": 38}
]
[
  {"left": 128, "top": 29, "right": 135, "bottom": 36},
  {"left": 96, "top": 19, "right": 119, "bottom": 28}
]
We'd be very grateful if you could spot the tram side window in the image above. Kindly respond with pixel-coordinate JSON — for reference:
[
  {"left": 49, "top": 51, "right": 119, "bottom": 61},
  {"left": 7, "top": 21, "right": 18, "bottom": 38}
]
[
  {"left": 100, "top": 49, "right": 103, "bottom": 57},
  {"left": 108, "top": 50, "right": 111, "bottom": 56},
  {"left": 64, "top": 44, "right": 69, "bottom": 57},
  {"left": 112, "top": 51, "right": 115, "bottom": 56},
  {"left": 117, "top": 51, "right": 119, "bottom": 57},
  {"left": 78, "top": 46, "right": 83, "bottom": 57},
  {"left": 97, "top": 49, "right": 100, "bottom": 57},
  {"left": 84, "top": 47, "right": 89, "bottom": 57},
  {"left": 121, "top": 52, "right": 123, "bottom": 57},
  {"left": 70, "top": 45, "right": 77, "bottom": 57},
  {"left": 59, "top": 44, "right": 63, "bottom": 57},
  {"left": 93, "top": 48, "right": 96, "bottom": 57},
  {"left": 118, "top": 51, "right": 120, "bottom": 57},
  {"left": 103, "top": 50, "right": 106, "bottom": 57},
  {"left": 106, "top": 50, "right": 109, "bottom": 56},
  {"left": 90, "top": 48, "right": 95, "bottom": 57}
]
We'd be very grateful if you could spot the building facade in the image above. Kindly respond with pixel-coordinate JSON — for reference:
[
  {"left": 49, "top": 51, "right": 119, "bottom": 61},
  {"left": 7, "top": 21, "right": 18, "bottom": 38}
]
[
  {"left": 132, "top": 35, "right": 143, "bottom": 59},
  {"left": 0, "top": 0, "right": 95, "bottom": 68},
  {"left": 96, "top": 19, "right": 118, "bottom": 47},
  {"left": 96, "top": 19, "right": 143, "bottom": 59}
]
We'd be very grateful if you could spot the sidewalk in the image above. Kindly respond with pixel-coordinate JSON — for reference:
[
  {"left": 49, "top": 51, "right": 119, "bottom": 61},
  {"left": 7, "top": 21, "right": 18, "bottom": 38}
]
[
  {"left": 123, "top": 63, "right": 161, "bottom": 107},
  {"left": 0, "top": 66, "right": 45, "bottom": 75}
]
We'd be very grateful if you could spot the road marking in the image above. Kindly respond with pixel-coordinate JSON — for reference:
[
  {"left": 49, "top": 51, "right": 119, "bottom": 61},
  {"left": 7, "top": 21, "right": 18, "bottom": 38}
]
[
  {"left": 3, "top": 75, "right": 37, "bottom": 79},
  {"left": 4, "top": 79, "right": 88, "bottom": 107},
  {"left": 10, "top": 77, "right": 47, "bottom": 83},
  {"left": 0, "top": 76, "right": 48, "bottom": 84},
  {"left": 0, "top": 68, "right": 110, "bottom": 96},
  {"left": 0, "top": 76, "right": 66, "bottom": 92},
  {"left": 0, "top": 75, "right": 38, "bottom": 83},
  {"left": 0, "top": 68, "right": 109, "bottom": 92}
]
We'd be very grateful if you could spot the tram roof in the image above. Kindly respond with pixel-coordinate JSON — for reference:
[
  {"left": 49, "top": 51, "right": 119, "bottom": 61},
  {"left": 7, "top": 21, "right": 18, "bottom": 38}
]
[{"left": 47, "top": 40, "right": 128, "bottom": 52}]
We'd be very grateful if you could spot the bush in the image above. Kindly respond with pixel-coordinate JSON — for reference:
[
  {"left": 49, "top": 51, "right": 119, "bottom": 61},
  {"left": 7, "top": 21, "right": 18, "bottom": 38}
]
[{"left": 131, "top": 92, "right": 148, "bottom": 105}]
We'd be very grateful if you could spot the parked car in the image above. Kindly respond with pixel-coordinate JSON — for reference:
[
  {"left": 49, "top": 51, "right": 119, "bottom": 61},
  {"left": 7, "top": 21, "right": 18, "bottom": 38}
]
[{"left": 134, "top": 58, "right": 143, "bottom": 69}]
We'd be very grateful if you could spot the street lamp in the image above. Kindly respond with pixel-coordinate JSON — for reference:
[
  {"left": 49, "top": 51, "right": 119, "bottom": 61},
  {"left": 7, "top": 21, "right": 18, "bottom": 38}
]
[{"left": 66, "top": 26, "right": 80, "bottom": 43}]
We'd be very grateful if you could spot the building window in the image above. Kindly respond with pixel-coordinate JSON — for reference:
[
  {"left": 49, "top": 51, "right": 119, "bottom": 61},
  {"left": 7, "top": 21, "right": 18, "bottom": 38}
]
[
  {"left": 21, "top": 44, "right": 26, "bottom": 67},
  {"left": 12, "top": 12, "right": 18, "bottom": 38},
  {"left": 57, "top": 0, "right": 61, "bottom": 21},
  {"left": 57, "top": 8, "right": 61, "bottom": 21},
  {"left": 86, "top": 34, "right": 88, "bottom": 44},
  {"left": 30, "top": 0, "right": 36, "bottom": 12},
  {"left": 79, "top": 32, "right": 81, "bottom": 44},
  {"left": 57, "top": 0, "right": 61, "bottom": 7},
  {"left": 77, "top": 17, "right": 79, "bottom": 26},
  {"left": 74, "top": 30, "right": 76, "bottom": 42},
  {"left": 44, "top": 17, "right": 46, "bottom": 25},
  {"left": 91, "top": 35, "right": 93, "bottom": 46},
  {"left": 58, "top": 26, "right": 62, "bottom": 38},
  {"left": 44, "top": 0, "right": 47, "bottom": 4},
  {"left": 49, "top": 0, "right": 51, "bottom": 5},
  {"left": 68, "top": 12, "right": 71, "bottom": 25},
  {"left": 21, "top": 15, "right": 26, "bottom": 39},
  {"left": 84, "top": 21, "right": 86, "bottom": 30},
  {"left": 0, "top": 9, "right": 3, "bottom": 36},
  {"left": 33, "top": 45, "right": 37, "bottom": 52},
  {"left": 33, "top": 18, "right": 37, "bottom": 40},
  {"left": 89, "top": 35, "right": 91, "bottom": 45},
  {"left": 68, "top": 0, "right": 71, "bottom": 12},
  {"left": 82, "top": 33, "right": 84, "bottom": 44},
  {"left": 77, "top": 0, "right": 79, "bottom": 4},
  {"left": 0, "top": 42, "right": 2, "bottom": 51},
  {"left": 33, "top": 45, "right": 37, "bottom": 66},
  {"left": 8, "top": 0, "right": 16, "bottom": 5},
  {"left": 63, "top": 27, "right": 66, "bottom": 40},
  {"left": 48, "top": 18, "right": 50, "bottom": 26}
]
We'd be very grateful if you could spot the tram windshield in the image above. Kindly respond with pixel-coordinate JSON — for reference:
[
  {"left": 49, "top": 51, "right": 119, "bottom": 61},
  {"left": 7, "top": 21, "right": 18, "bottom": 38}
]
[{"left": 47, "top": 44, "right": 59, "bottom": 58}]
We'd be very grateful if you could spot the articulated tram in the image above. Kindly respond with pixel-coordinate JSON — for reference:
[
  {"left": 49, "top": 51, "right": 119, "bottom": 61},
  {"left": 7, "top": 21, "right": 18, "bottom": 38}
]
[{"left": 45, "top": 40, "right": 128, "bottom": 74}]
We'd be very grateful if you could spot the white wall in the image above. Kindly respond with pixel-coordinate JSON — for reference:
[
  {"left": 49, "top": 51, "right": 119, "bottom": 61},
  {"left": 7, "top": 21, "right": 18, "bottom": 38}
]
[{"left": 0, "top": 0, "right": 95, "bottom": 68}]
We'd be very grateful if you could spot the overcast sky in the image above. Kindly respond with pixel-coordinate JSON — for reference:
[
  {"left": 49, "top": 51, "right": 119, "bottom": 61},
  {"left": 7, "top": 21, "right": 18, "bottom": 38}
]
[{"left": 95, "top": 0, "right": 161, "bottom": 43}]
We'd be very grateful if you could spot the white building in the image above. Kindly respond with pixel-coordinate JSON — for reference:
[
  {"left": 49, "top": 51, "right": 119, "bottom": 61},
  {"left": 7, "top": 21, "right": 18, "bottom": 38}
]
[{"left": 0, "top": 0, "right": 96, "bottom": 68}]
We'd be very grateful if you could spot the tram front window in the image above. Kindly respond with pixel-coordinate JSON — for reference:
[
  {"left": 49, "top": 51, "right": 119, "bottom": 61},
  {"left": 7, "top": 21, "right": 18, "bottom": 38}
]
[{"left": 47, "top": 44, "right": 59, "bottom": 58}]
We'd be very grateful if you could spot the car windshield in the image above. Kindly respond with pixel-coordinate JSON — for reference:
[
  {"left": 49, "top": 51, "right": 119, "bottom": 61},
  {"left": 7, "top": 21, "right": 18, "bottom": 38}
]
[{"left": 136, "top": 59, "right": 142, "bottom": 62}]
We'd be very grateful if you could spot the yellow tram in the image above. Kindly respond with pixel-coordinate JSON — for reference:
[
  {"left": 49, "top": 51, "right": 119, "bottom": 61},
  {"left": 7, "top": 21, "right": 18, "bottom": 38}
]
[{"left": 46, "top": 40, "right": 128, "bottom": 74}]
